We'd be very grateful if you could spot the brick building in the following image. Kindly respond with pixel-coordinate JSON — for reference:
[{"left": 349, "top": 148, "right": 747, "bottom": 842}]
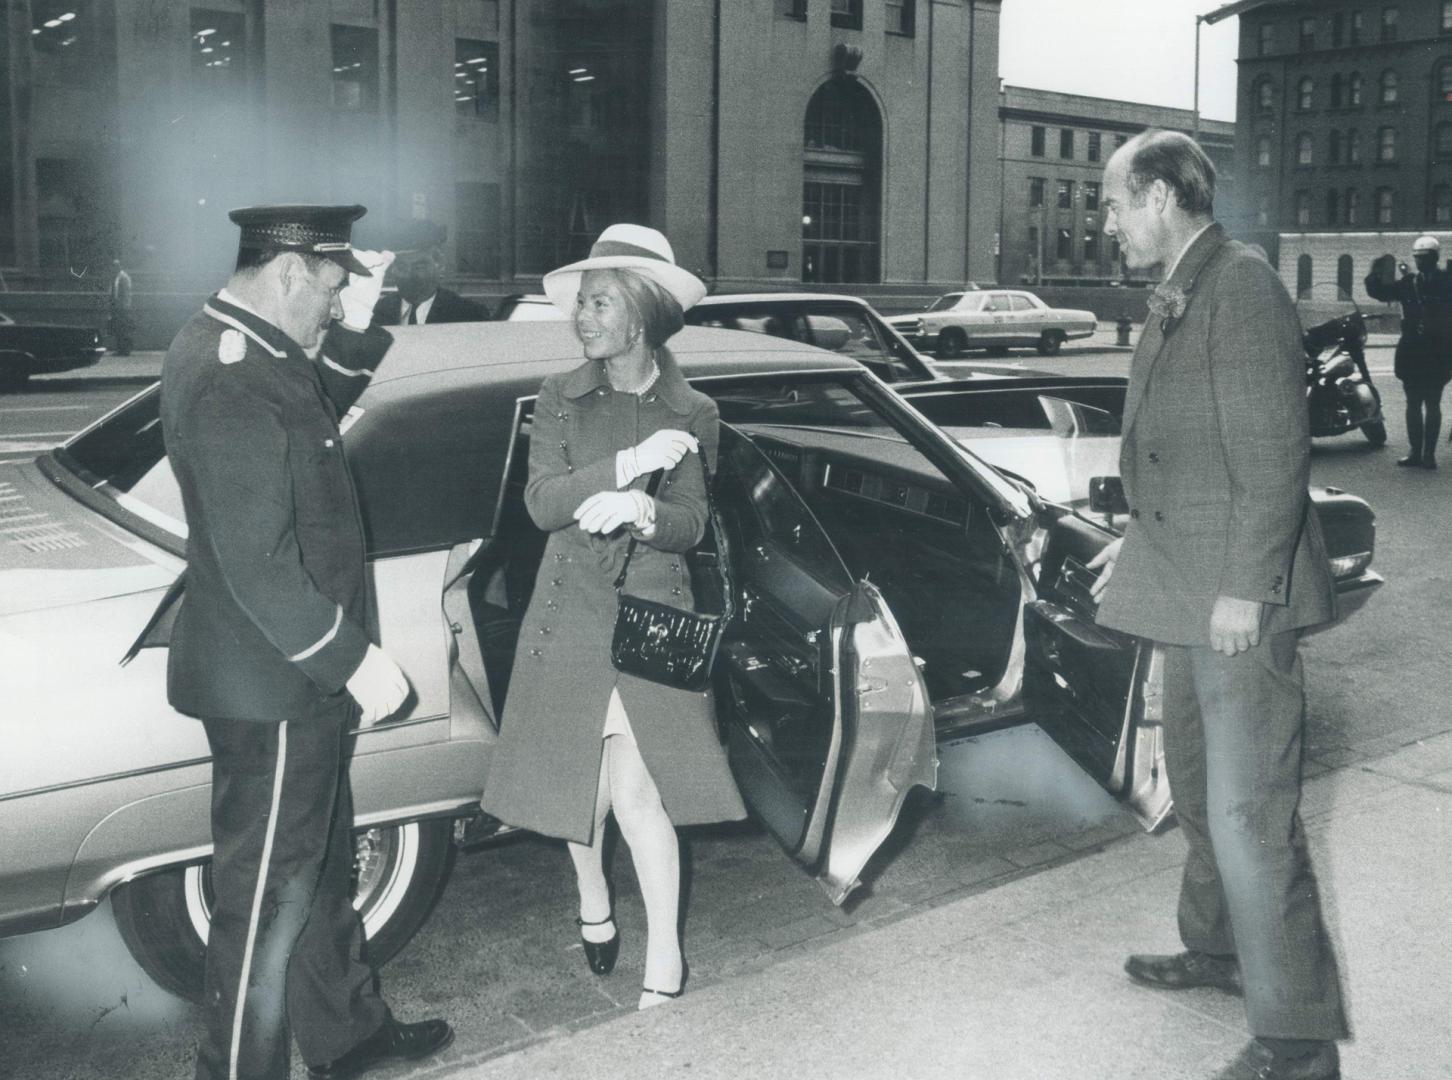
[
  {"left": 0, "top": 0, "right": 1003, "bottom": 302},
  {"left": 997, "top": 85, "right": 1235, "bottom": 288}
]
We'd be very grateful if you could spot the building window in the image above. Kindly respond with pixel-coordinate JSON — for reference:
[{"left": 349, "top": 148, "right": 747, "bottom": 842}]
[
  {"left": 1257, "top": 197, "right": 1271, "bottom": 227},
  {"left": 1056, "top": 228, "right": 1072, "bottom": 262},
  {"left": 1436, "top": 185, "right": 1452, "bottom": 224},
  {"left": 455, "top": 182, "right": 501, "bottom": 275},
  {"left": 1031, "top": 126, "right": 1046, "bottom": 157},
  {"left": 30, "top": 0, "right": 97, "bottom": 70},
  {"left": 1329, "top": 130, "right": 1342, "bottom": 164},
  {"left": 1438, "top": 60, "right": 1452, "bottom": 102},
  {"left": 1084, "top": 181, "right": 1101, "bottom": 211},
  {"left": 1299, "top": 16, "right": 1316, "bottom": 51},
  {"left": 777, "top": 0, "right": 808, "bottom": 19},
  {"left": 829, "top": 0, "right": 862, "bottom": 30},
  {"left": 1337, "top": 255, "right": 1354, "bottom": 299},
  {"left": 1297, "top": 77, "right": 1315, "bottom": 111},
  {"left": 1331, "top": 74, "right": 1343, "bottom": 108},
  {"left": 802, "top": 78, "right": 881, "bottom": 283},
  {"left": 1444, "top": 1, "right": 1452, "bottom": 32},
  {"left": 1255, "top": 77, "right": 1275, "bottom": 114},
  {"left": 454, "top": 40, "right": 499, "bottom": 120},
  {"left": 1351, "top": 10, "right": 1365, "bottom": 43},
  {"left": 1028, "top": 224, "right": 1040, "bottom": 258},
  {"left": 1057, "top": 180, "right": 1074, "bottom": 209},
  {"left": 1113, "top": 134, "right": 1128, "bottom": 149},
  {"left": 1059, "top": 128, "right": 1074, "bottom": 159},
  {"left": 1326, "top": 189, "right": 1340, "bottom": 224},
  {"left": 190, "top": 9, "right": 246, "bottom": 88},
  {"left": 1087, "top": 131, "right": 1101, "bottom": 163},
  {"left": 1297, "top": 254, "right": 1313, "bottom": 297},
  {"left": 1378, "top": 126, "right": 1397, "bottom": 162},
  {"left": 1297, "top": 133, "right": 1314, "bottom": 165},
  {"left": 1348, "top": 72, "right": 1363, "bottom": 106},
  {"left": 1296, "top": 190, "right": 1311, "bottom": 226},
  {"left": 1379, "top": 70, "right": 1397, "bottom": 105},
  {"left": 1083, "top": 229, "right": 1100, "bottom": 262},
  {"left": 1346, "top": 187, "right": 1360, "bottom": 224},
  {"left": 1333, "top": 12, "right": 1345, "bottom": 46},
  {"left": 1437, "top": 122, "right": 1452, "bottom": 158},
  {"left": 885, "top": 0, "right": 915, "bottom": 35},
  {"left": 331, "top": 25, "right": 379, "bottom": 111},
  {"left": 1381, "top": 6, "right": 1398, "bottom": 42},
  {"left": 1029, "top": 177, "right": 1046, "bottom": 208},
  {"left": 1347, "top": 129, "right": 1362, "bottom": 163},
  {"left": 1376, "top": 186, "right": 1394, "bottom": 224},
  {"left": 1259, "top": 22, "right": 1275, "bottom": 56},
  {"left": 1257, "top": 135, "right": 1272, "bottom": 166}
]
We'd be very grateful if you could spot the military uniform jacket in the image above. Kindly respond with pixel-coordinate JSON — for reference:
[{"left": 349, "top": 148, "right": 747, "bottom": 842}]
[
  {"left": 159, "top": 294, "right": 393, "bottom": 721},
  {"left": 1095, "top": 225, "right": 1336, "bottom": 646},
  {"left": 1363, "top": 262, "right": 1452, "bottom": 384}
]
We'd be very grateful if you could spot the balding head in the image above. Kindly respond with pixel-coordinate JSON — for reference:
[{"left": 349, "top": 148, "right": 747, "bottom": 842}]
[{"left": 1111, "top": 129, "right": 1217, "bottom": 217}]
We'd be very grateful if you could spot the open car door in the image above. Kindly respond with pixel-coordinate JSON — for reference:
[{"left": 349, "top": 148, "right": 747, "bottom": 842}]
[
  {"left": 713, "top": 426, "right": 937, "bottom": 905},
  {"left": 1021, "top": 513, "right": 1172, "bottom": 830}
]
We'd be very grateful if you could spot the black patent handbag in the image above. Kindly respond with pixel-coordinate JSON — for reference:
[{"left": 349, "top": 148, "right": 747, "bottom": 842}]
[{"left": 610, "top": 470, "right": 733, "bottom": 692}]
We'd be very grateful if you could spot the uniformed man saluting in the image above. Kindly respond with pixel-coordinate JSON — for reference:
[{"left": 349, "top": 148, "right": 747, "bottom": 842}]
[{"left": 159, "top": 205, "right": 452, "bottom": 1080}]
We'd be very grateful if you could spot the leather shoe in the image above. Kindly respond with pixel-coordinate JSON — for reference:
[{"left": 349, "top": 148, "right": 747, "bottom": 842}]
[
  {"left": 1212, "top": 1039, "right": 1339, "bottom": 1080},
  {"left": 578, "top": 915, "right": 620, "bottom": 975},
  {"left": 1397, "top": 455, "right": 1423, "bottom": 467},
  {"left": 307, "top": 1017, "right": 454, "bottom": 1079},
  {"left": 1124, "top": 950, "right": 1242, "bottom": 995}
]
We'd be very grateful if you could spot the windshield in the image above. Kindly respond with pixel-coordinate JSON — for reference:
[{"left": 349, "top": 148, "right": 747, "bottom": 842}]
[
  {"left": 927, "top": 293, "right": 964, "bottom": 313},
  {"left": 906, "top": 386, "right": 1126, "bottom": 509}
]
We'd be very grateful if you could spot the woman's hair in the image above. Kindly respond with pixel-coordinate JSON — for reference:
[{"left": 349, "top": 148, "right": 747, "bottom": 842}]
[{"left": 594, "top": 267, "right": 686, "bottom": 349}]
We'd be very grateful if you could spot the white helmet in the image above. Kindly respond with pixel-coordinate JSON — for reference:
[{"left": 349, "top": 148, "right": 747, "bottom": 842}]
[{"left": 1412, "top": 235, "right": 1441, "bottom": 254}]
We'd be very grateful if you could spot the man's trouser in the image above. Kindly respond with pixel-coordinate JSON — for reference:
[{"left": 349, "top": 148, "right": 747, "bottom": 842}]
[
  {"left": 1162, "top": 630, "right": 1348, "bottom": 1041},
  {"left": 194, "top": 699, "right": 388, "bottom": 1080}
]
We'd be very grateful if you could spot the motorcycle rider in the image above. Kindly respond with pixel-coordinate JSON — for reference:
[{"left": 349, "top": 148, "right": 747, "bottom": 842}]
[{"left": 1365, "top": 235, "right": 1452, "bottom": 469}]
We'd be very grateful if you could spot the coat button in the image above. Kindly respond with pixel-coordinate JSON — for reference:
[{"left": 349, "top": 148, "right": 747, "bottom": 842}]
[
  {"left": 540, "top": 626, "right": 551, "bottom": 635},
  {"left": 1154, "top": 510, "right": 1165, "bottom": 522},
  {"left": 560, "top": 441, "right": 568, "bottom": 451},
  {"left": 530, "top": 647, "right": 542, "bottom": 658},
  {"left": 645, "top": 393, "right": 657, "bottom": 403},
  {"left": 671, "top": 587, "right": 682, "bottom": 597},
  {"left": 1147, "top": 451, "right": 1160, "bottom": 463},
  {"left": 567, "top": 465, "right": 574, "bottom": 473},
  {"left": 324, "top": 438, "right": 336, "bottom": 448},
  {"left": 552, "top": 577, "right": 563, "bottom": 587},
  {"left": 546, "top": 600, "right": 558, "bottom": 610},
  {"left": 555, "top": 552, "right": 565, "bottom": 562}
]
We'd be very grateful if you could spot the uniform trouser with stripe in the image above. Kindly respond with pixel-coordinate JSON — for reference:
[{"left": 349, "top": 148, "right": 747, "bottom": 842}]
[
  {"left": 1162, "top": 631, "right": 1348, "bottom": 1041},
  {"left": 195, "top": 699, "right": 388, "bottom": 1080}
]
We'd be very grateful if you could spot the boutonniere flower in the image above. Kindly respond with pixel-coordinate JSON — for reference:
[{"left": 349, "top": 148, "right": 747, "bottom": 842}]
[
  {"left": 1147, "top": 283, "right": 1191, "bottom": 333},
  {"left": 217, "top": 329, "right": 248, "bottom": 365}
]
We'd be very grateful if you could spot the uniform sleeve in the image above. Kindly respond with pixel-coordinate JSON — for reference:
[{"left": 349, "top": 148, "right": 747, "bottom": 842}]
[
  {"left": 1206, "top": 256, "right": 1311, "bottom": 607},
  {"left": 1363, "top": 258, "right": 1408, "bottom": 305},
  {"left": 636, "top": 397, "right": 718, "bottom": 553},
  {"left": 316, "top": 322, "right": 392, "bottom": 414},
  {"left": 181, "top": 370, "right": 371, "bottom": 692},
  {"left": 523, "top": 377, "right": 620, "bottom": 531}
]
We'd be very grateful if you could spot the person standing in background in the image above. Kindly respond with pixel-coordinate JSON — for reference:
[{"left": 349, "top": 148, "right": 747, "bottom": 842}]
[
  {"left": 371, "top": 219, "right": 488, "bottom": 325},
  {"left": 108, "top": 258, "right": 134, "bottom": 356}
]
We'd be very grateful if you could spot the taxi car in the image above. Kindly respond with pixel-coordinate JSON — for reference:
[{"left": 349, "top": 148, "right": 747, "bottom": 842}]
[
  {"left": 885, "top": 289, "right": 1098, "bottom": 358},
  {"left": 0, "top": 322, "right": 1380, "bottom": 1002}
]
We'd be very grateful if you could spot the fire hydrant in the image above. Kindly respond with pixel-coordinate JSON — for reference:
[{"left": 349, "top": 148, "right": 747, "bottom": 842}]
[{"left": 1116, "top": 312, "right": 1133, "bottom": 346}]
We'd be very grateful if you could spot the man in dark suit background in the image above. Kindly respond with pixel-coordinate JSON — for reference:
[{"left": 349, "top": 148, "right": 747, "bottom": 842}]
[
  {"left": 1089, "top": 131, "right": 1346, "bottom": 1080},
  {"left": 370, "top": 219, "right": 488, "bottom": 325}
]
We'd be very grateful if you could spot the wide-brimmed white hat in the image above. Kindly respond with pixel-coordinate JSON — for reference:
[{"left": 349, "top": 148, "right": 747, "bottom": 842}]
[{"left": 542, "top": 224, "right": 707, "bottom": 314}]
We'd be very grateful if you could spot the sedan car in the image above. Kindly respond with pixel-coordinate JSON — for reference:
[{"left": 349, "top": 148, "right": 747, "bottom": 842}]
[
  {"left": 0, "top": 309, "right": 106, "bottom": 389},
  {"left": 885, "top": 289, "right": 1097, "bottom": 359},
  {"left": 0, "top": 322, "right": 1380, "bottom": 1003}
]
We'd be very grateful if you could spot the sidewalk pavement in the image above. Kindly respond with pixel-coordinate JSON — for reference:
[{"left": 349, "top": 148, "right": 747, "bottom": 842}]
[{"left": 418, "top": 732, "right": 1452, "bottom": 1080}]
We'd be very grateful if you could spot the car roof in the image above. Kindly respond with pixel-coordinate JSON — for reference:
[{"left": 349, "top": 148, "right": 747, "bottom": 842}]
[{"left": 693, "top": 292, "right": 872, "bottom": 307}]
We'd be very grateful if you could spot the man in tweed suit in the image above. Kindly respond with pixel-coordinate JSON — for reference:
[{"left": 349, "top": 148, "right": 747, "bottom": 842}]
[{"left": 1088, "top": 131, "right": 1346, "bottom": 1080}]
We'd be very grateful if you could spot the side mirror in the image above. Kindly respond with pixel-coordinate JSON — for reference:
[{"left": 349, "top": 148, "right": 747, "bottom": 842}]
[{"left": 1088, "top": 476, "right": 1129, "bottom": 516}]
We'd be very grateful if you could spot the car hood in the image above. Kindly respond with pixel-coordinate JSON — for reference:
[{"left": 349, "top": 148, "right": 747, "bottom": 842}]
[{"left": 0, "top": 460, "right": 180, "bottom": 617}]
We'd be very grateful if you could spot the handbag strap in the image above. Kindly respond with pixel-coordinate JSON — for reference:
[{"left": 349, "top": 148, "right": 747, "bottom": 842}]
[{"left": 613, "top": 470, "right": 666, "bottom": 591}]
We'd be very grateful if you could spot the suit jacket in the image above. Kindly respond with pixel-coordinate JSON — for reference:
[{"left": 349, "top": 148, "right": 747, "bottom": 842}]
[
  {"left": 372, "top": 286, "right": 488, "bottom": 326},
  {"left": 1095, "top": 224, "right": 1336, "bottom": 646},
  {"left": 159, "top": 294, "right": 393, "bottom": 721}
]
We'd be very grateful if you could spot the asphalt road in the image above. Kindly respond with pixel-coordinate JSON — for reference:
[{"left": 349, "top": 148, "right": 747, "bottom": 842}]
[{"left": 2, "top": 341, "right": 1447, "bottom": 1079}]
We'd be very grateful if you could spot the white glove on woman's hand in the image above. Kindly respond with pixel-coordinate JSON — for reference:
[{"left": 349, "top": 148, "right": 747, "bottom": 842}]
[
  {"left": 574, "top": 490, "right": 654, "bottom": 534},
  {"left": 345, "top": 643, "right": 410, "bottom": 727},
  {"left": 338, "top": 249, "right": 395, "bottom": 331},
  {"left": 617, "top": 428, "right": 699, "bottom": 486}
]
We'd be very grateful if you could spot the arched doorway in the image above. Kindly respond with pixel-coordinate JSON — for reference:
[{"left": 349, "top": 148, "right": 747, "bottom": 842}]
[{"left": 802, "top": 78, "right": 882, "bottom": 283}]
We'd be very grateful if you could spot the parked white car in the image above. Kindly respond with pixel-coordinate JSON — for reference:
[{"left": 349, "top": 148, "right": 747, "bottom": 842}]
[{"left": 886, "top": 289, "right": 1097, "bottom": 358}]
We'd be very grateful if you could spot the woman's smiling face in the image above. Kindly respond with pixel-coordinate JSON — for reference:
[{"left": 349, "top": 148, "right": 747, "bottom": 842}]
[{"left": 574, "top": 269, "right": 638, "bottom": 361}]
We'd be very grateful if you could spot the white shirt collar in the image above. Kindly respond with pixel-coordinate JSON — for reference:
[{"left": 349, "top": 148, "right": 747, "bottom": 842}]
[
  {"left": 404, "top": 293, "right": 437, "bottom": 324},
  {"left": 1163, "top": 222, "right": 1214, "bottom": 282}
]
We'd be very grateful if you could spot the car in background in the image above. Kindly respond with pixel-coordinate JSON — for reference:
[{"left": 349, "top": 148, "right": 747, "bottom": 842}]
[
  {"left": 0, "top": 310, "right": 106, "bottom": 390},
  {"left": 2, "top": 323, "right": 1377, "bottom": 1004},
  {"left": 885, "top": 289, "right": 1097, "bottom": 359}
]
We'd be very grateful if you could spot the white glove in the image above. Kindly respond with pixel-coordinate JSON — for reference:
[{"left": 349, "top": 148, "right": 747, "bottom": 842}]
[
  {"left": 617, "top": 429, "right": 699, "bottom": 486},
  {"left": 339, "top": 249, "right": 395, "bottom": 331},
  {"left": 574, "top": 490, "right": 654, "bottom": 534},
  {"left": 345, "top": 643, "right": 411, "bottom": 727}
]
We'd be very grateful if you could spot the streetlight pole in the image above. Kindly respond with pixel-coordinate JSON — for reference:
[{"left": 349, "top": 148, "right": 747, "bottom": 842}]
[
  {"left": 1193, "top": 15, "right": 1204, "bottom": 140},
  {"left": 1193, "top": 0, "right": 1284, "bottom": 141}
]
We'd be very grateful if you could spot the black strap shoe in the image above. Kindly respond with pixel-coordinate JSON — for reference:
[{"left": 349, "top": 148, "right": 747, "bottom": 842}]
[
  {"left": 307, "top": 1017, "right": 454, "bottom": 1079},
  {"left": 578, "top": 915, "right": 620, "bottom": 975},
  {"left": 1212, "top": 1039, "right": 1339, "bottom": 1080},
  {"left": 1124, "top": 949, "right": 1243, "bottom": 995}
]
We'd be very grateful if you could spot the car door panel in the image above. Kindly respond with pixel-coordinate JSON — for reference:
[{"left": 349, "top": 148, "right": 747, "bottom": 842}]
[{"left": 715, "top": 427, "right": 937, "bottom": 903}]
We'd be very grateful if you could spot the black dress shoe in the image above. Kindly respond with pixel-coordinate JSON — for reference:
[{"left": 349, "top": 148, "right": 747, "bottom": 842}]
[
  {"left": 1212, "top": 1039, "right": 1339, "bottom": 1080},
  {"left": 1423, "top": 456, "right": 1438, "bottom": 470},
  {"left": 578, "top": 915, "right": 619, "bottom": 975},
  {"left": 1397, "top": 455, "right": 1424, "bottom": 467},
  {"left": 307, "top": 1018, "right": 454, "bottom": 1079},
  {"left": 1124, "top": 950, "right": 1242, "bottom": 995}
]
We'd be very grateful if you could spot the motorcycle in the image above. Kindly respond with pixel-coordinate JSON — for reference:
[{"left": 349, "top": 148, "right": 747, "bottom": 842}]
[{"left": 1302, "top": 308, "right": 1387, "bottom": 446}]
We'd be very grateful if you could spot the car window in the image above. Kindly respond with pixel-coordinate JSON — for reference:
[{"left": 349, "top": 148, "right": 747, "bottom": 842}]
[
  {"left": 692, "top": 303, "right": 922, "bottom": 383},
  {"left": 985, "top": 294, "right": 1011, "bottom": 313},
  {"left": 1009, "top": 295, "right": 1035, "bottom": 312},
  {"left": 927, "top": 293, "right": 962, "bottom": 313}
]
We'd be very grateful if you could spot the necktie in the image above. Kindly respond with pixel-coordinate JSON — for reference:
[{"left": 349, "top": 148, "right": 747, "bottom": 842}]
[{"left": 406, "top": 303, "right": 418, "bottom": 325}]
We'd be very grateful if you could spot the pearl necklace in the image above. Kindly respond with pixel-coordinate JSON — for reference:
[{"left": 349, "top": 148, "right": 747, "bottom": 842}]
[{"left": 611, "top": 359, "right": 661, "bottom": 396}]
